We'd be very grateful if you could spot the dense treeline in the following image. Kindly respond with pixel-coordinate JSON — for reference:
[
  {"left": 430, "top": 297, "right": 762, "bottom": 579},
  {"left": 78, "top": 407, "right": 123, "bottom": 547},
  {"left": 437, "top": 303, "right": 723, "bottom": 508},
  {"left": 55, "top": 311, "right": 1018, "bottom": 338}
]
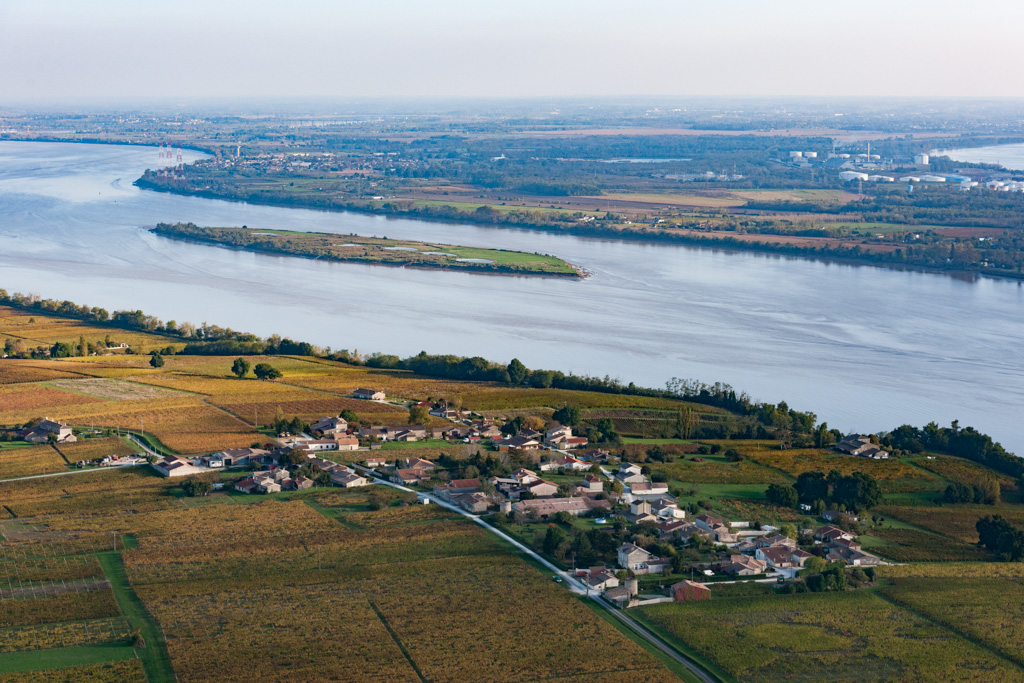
[
  {"left": 767, "top": 471, "right": 883, "bottom": 513},
  {"left": 976, "top": 515, "right": 1024, "bottom": 561},
  {"left": 884, "top": 421, "right": 1022, "bottom": 479}
]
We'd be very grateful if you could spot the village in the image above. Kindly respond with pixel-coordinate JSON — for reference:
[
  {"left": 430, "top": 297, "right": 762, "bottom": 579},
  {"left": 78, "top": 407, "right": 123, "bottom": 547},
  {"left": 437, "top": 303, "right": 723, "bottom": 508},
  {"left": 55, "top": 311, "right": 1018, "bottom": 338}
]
[{"left": 135, "top": 388, "right": 889, "bottom": 609}]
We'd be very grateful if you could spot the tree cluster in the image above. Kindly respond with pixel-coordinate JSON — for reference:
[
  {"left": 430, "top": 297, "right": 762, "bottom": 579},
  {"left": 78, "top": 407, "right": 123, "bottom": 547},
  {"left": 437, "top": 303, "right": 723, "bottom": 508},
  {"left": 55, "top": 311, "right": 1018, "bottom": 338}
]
[
  {"left": 792, "top": 470, "right": 882, "bottom": 513},
  {"left": 976, "top": 515, "right": 1024, "bottom": 561}
]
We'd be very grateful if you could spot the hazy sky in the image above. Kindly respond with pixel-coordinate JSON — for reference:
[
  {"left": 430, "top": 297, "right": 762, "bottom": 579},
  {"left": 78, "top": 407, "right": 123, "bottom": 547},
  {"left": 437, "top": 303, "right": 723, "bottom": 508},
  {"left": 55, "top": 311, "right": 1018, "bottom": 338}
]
[{"left": 2, "top": 0, "right": 1022, "bottom": 101}]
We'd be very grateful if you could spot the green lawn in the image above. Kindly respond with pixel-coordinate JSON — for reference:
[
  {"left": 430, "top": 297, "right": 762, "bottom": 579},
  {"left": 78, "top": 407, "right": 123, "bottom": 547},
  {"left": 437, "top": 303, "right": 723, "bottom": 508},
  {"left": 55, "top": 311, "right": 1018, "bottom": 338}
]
[
  {"left": 0, "top": 644, "right": 138, "bottom": 674},
  {"left": 381, "top": 439, "right": 450, "bottom": 450}
]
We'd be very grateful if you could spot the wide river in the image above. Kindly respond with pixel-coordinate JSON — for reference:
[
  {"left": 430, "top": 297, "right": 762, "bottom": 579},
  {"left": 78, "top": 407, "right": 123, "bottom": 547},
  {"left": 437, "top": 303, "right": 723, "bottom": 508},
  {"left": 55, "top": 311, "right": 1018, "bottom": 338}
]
[{"left": 2, "top": 141, "right": 1023, "bottom": 452}]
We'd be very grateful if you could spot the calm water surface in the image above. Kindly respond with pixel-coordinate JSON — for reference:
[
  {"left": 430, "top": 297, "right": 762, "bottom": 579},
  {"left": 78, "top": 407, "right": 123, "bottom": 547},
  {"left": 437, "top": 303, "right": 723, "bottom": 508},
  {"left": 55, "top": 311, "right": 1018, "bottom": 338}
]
[
  {"left": 2, "top": 141, "right": 1023, "bottom": 452},
  {"left": 941, "top": 142, "right": 1024, "bottom": 170}
]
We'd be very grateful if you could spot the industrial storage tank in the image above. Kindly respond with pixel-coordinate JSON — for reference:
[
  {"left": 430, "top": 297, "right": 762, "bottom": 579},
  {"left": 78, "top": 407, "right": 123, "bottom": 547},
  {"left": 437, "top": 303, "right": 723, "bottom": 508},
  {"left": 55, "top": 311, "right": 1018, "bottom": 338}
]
[
  {"left": 804, "top": 151, "right": 818, "bottom": 158},
  {"left": 789, "top": 151, "right": 803, "bottom": 158},
  {"left": 914, "top": 153, "right": 930, "bottom": 165}
]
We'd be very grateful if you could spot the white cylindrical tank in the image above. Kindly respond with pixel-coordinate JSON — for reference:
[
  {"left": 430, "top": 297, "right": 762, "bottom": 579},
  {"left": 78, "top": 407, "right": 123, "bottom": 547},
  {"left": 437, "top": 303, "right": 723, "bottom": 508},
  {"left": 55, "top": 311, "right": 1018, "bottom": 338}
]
[
  {"left": 804, "top": 151, "right": 818, "bottom": 158},
  {"left": 789, "top": 151, "right": 803, "bottom": 158},
  {"left": 914, "top": 153, "right": 930, "bottom": 165}
]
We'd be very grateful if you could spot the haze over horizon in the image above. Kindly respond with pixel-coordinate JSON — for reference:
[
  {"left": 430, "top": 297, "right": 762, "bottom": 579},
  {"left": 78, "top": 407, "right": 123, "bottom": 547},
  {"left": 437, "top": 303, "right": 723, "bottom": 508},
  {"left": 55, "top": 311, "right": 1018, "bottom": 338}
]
[{"left": 3, "top": 0, "right": 1023, "bottom": 103}]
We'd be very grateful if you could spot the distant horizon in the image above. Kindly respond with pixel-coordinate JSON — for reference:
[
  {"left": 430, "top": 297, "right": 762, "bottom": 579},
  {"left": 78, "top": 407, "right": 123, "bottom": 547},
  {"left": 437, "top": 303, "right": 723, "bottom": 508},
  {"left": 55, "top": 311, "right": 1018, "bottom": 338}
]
[
  {"left": 3, "top": 0, "right": 1023, "bottom": 101},
  {"left": 3, "top": 94, "right": 1024, "bottom": 117}
]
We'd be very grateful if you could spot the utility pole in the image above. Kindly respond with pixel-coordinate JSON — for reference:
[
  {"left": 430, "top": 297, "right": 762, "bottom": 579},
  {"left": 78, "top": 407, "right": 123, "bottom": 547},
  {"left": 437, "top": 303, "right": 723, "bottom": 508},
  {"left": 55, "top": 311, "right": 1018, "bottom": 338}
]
[{"left": 112, "top": 531, "right": 116, "bottom": 552}]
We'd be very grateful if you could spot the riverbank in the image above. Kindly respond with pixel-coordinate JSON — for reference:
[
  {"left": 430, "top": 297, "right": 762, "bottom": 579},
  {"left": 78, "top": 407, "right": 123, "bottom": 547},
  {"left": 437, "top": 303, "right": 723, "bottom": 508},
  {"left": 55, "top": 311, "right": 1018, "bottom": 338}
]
[
  {"left": 138, "top": 179, "right": 1024, "bottom": 283},
  {"left": 150, "top": 223, "right": 583, "bottom": 278}
]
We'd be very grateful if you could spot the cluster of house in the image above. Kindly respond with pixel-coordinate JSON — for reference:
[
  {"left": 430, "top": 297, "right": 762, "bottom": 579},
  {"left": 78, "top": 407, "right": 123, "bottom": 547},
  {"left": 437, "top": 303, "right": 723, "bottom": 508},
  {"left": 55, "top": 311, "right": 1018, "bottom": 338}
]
[
  {"left": 234, "top": 467, "right": 315, "bottom": 494},
  {"left": 815, "top": 525, "right": 881, "bottom": 566},
  {"left": 21, "top": 418, "right": 76, "bottom": 444},
  {"left": 595, "top": 505, "right": 884, "bottom": 606},
  {"left": 835, "top": 434, "right": 889, "bottom": 460},
  {"left": 155, "top": 447, "right": 283, "bottom": 478},
  {"left": 378, "top": 455, "right": 614, "bottom": 516},
  {"left": 492, "top": 426, "right": 588, "bottom": 455},
  {"left": 233, "top": 456, "right": 368, "bottom": 493}
]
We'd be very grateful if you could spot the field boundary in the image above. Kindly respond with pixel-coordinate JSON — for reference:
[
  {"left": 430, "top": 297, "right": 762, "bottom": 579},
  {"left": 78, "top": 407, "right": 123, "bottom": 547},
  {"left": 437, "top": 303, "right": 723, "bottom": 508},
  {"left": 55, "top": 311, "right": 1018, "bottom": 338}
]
[
  {"left": 50, "top": 443, "right": 72, "bottom": 466},
  {"left": 96, "top": 552, "right": 175, "bottom": 683},
  {"left": 366, "top": 599, "right": 427, "bottom": 683}
]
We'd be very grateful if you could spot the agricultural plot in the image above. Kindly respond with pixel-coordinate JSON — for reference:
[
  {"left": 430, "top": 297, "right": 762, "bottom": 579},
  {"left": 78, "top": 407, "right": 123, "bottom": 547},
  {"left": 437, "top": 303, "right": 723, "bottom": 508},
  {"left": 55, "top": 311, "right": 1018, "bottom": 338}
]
[
  {"left": 0, "top": 395, "right": 259, "bottom": 454},
  {"left": 57, "top": 437, "right": 139, "bottom": 463},
  {"left": 911, "top": 454, "right": 1016, "bottom": 488},
  {"left": 0, "top": 306, "right": 176, "bottom": 351},
  {"left": 876, "top": 505, "right": 1024, "bottom": 544},
  {"left": 639, "top": 590, "right": 1022, "bottom": 681},
  {"left": 0, "top": 660, "right": 146, "bottom": 683},
  {"left": 654, "top": 457, "right": 790, "bottom": 486},
  {"left": 735, "top": 441, "right": 940, "bottom": 486},
  {"left": 880, "top": 571, "right": 1024, "bottom": 667},
  {"left": 865, "top": 527, "right": 989, "bottom": 562},
  {"left": 0, "top": 589, "right": 120, "bottom": 628},
  {"left": 0, "top": 384, "right": 104, "bottom": 415},
  {"left": 0, "top": 468, "right": 174, "bottom": 517},
  {"left": 210, "top": 390, "right": 408, "bottom": 426},
  {"left": 0, "top": 554, "right": 105, "bottom": 586},
  {"left": 0, "top": 445, "right": 68, "bottom": 479},
  {"left": 584, "top": 409, "right": 723, "bottom": 439},
  {"left": 47, "top": 378, "right": 180, "bottom": 401},
  {"left": 0, "top": 361, "right": 81, "bottom": 385},
  {"left": 0, "top": 617, "right": 132, "bottom": 654},
  {"left": 462, "top": 388, "right": 715, "bottom": 413},
  {"left": 709, "top": 497, "right": 805, "bottom": 523},
  {"left": 47, "top": 492, "right": 676, "bottom": 682}
]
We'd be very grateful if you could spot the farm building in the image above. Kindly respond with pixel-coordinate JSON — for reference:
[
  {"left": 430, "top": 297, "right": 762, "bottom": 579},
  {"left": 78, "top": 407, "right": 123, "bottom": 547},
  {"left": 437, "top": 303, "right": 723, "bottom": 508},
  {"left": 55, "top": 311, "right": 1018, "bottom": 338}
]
[{"left": 671, "top": 580, "right": 711, "bottom": 602}]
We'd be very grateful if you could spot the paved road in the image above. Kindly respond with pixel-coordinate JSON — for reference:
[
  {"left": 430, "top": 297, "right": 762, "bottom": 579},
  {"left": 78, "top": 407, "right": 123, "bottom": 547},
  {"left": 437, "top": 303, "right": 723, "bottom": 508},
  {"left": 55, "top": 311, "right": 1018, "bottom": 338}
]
[
  {"left": 371, "top": 476, "right": 718, "bottom": 682},
  {"left": 0, "top": 461, "right": 144, "bottom": 483},
  {"left": 591, "top": 594, "right": 717, "bottom": 683}
]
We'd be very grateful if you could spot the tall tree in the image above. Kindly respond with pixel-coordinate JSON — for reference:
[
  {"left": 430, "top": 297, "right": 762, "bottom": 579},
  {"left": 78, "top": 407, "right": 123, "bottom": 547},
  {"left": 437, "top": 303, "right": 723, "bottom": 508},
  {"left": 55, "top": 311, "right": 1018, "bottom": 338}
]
[
  {"left": 254, "top": 363, "right": 282, "bottom": 380},
  {"left": 409, "top": 405, "right": 430, "bottom": 425},
  {"left": 507, "top": 358, "right": 528, "bottom": 386},
  {"left": 231, "top": 357, "right": 251, "bottom": 379}
]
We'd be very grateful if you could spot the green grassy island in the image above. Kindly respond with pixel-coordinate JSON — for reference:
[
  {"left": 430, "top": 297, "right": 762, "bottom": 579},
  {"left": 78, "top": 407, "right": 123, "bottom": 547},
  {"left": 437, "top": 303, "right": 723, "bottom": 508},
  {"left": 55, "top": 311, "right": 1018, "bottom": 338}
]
[{"left": 151, "top": 223, "right": 582, "bottom": 278}]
